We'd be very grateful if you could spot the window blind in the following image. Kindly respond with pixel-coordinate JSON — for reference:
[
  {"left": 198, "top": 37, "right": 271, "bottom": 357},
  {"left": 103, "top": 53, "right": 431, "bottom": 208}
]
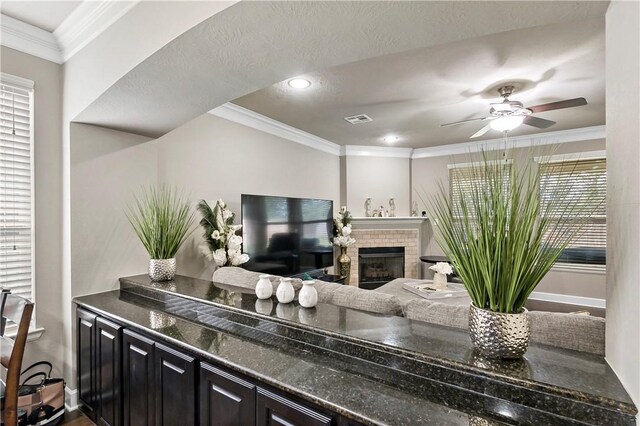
[
  {"left": 449, "top": 161, "right": 512, "bottom": 219},
  {"left": 0, "top": 75, "right": 34, "bottom": 300},
  {"left": 539, "top": 158, "right": 606, "bottom": 265}
]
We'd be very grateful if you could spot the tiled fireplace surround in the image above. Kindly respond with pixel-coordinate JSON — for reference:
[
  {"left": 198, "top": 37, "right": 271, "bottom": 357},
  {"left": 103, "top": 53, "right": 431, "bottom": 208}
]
[{"left": 344, "top": 218, "right": 428, "bottom": 287}]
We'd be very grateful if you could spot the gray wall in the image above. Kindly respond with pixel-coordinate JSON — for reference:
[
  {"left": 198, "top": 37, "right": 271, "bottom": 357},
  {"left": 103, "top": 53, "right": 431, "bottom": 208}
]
[
  {"left": 344, "top": 156, "right": 411, "bottom": 217},
  {"left": 1, "top": 46, "right": 64, "bottom": 376},
  {"left": 61, "top": 1, "right": 238, "bottom": 385},
  {"left": 411, "top": 139, "right": 607, "bottom": 300},
  {"left": 155, "top": 113, "right": 341, "bottom": 280},
  {"left": 605, "top": 0, "right": 639, "bottom": 411},
  {"left": 70, "top": 124, "right": 157, "bottom": 297}
]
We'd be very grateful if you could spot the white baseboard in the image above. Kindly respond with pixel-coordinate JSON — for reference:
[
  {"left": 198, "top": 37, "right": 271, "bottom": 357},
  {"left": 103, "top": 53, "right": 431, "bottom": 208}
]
[
  {"left": 65, "top": 386, "right": 78, "bottom": 412},
  {"left": 529, "top": 291, "right": 606, "bottom": 309}
]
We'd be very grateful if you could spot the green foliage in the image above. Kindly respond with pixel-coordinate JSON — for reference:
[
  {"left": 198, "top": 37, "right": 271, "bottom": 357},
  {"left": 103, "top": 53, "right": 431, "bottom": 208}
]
[
  {"left": 125, "top": 185, "right": 196, "bottom": 259},
  {"left": 423, "top": 149, "right": 602, "bottom": 313}
]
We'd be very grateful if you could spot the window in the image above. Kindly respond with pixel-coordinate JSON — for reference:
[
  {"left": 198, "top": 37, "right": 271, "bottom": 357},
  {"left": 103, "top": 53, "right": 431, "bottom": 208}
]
[
  {"left": 0, "top": 73, "right": 34, "bottom": 302},
  {"left": 538, "top": 154, "right": 606, "bottom": 265},
  {"left": 448, "top": 160, "right": 512, "bottom": 218}
]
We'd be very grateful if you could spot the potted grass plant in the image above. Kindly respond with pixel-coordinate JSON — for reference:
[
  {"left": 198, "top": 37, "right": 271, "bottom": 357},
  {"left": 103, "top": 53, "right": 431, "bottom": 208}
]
[
  {"left": 126, "top": 185, "right": 196, "bottom": 281},
  {"left": 425, "top": 149, "right": 603, "bottom": 358}
]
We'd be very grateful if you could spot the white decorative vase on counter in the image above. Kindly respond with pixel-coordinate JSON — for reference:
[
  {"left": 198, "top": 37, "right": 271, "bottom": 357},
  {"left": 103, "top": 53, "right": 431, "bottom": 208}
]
[
  {"left": 433, "top": 272, "right": 448, "bottom": 290},
  {"left": 149, "top": 258, "right": 176, "bottom": 281},
  {"left": 276, "top": 277, "right": 295, "bottom": 303},
  {"left": 299, "top": 280, "right": 318, "bottom": 308},
  {"left": 255, "top": 274, "right": 273, "bottom": 299}
]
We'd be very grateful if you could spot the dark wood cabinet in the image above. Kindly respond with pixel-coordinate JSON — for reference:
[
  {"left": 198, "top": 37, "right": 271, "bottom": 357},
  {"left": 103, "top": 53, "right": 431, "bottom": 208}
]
[
  {"left": 77, "top": 307, "right": 343, "bottom": 426},
  {"left": 155, "top": 342, "right": 196, "bottom": 426},
  {"left": 122, "top": 329, "right": 155, "bottom": 426},
  {"left": 199, "top": 362, "right": 256, "bottom": 426},
  {"left": 257, "top": 388, "right": 333, "bottom": 426},
  {"left": 96, "top": 317, "right": 123, "bottom": 426},
  {"left": 77, "top": 308, "right": 97, "bottom": 420}
]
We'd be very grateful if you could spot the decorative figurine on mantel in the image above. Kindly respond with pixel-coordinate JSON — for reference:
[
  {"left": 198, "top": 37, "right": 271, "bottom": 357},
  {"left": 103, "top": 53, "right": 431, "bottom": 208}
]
[
  {"left": 389, "top": 198, "right": 396, "bottom": 217},
  {"left": 365, "top": 197, "right": 372, "bottom": 217},
  {"left": 378, "top": 206, "right": 387, "bottom": 217},
  {"left": 411, "top": 201, "right": 419, "bottom": 217}
]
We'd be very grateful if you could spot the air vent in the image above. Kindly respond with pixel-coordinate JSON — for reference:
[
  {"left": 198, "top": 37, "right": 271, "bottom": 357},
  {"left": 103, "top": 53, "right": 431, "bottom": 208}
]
[{"left": 344, "top": 114, "right": 372, "bottom": 124}]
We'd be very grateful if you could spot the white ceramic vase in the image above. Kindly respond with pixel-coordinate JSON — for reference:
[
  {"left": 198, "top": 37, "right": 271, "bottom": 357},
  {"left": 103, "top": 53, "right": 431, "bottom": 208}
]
[
  {"left": 433, "top": 272, "right": 448, "bottom": 290},
  {"left": 255, "top": 274, "right": 273, "bottom": 299},
  {"left": 276, "top": 277, "right": 295, "bottom": 303},
  {"left": 299, "top": 280, "right": 318, "bottom": 308}
]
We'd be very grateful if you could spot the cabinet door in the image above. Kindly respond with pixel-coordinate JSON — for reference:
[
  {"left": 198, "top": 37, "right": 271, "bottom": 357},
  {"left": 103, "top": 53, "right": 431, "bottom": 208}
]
[
  {"left": 199, "top": 362, "right": 256, "bottom": 426},
  {"left": 155, "top": 342, "right": 196, "bottom": 426},
  {"left": 256, "top": 388, "right": 333, "bottom": 426},
  {"left": 77, "top": 308, "right": 97, "bottom": 420},
  {"left": 96, "top": 317, "right": 123, "bottom": 426},
  {"left": 122, "top": 329, "right": 155, "bottom": 426}
]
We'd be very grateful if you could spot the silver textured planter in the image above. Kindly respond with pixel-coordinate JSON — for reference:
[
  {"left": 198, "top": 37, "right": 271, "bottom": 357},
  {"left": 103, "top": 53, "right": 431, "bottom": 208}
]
[
  {"left": 148, "top": 258, "right": 176, "bottom": 281},
  {"left": 469, "top": 304, "right": 530, "bottom": 359}
]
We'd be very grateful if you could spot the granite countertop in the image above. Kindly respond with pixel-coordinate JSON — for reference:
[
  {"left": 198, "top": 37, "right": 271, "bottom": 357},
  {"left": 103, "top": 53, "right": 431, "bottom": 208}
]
[
  {"left": 74, "top": 290, "right": 483, "bottom": 426},
  {"left": 74, "top": 275, "right": 637, "bottom": 425}
]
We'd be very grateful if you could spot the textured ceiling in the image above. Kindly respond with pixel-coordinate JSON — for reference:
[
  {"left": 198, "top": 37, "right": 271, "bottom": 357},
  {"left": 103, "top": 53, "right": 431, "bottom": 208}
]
[
  {"left": 1, "top": 1, "right": 81, "bottom": 32},
  {"left": 75, "top": 1, "right": 609, "bottom": 139},
  {"left": 233, "top": 18, "right": 605, "bottom": 148}
]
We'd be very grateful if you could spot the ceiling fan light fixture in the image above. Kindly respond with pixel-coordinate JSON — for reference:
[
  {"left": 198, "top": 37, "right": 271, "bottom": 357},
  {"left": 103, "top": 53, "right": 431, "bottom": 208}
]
[{"left": 490, "top": 115, "right": 525, "bottom": 132}]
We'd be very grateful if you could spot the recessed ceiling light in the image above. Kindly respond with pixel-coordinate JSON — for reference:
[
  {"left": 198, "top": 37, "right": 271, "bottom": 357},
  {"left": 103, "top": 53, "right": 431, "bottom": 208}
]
[
  {"left": 383, "top": 135, "right": 399, "bottom": 143},
  {"left": 287, "top": 78, "right": 311, "bottom": 89}
]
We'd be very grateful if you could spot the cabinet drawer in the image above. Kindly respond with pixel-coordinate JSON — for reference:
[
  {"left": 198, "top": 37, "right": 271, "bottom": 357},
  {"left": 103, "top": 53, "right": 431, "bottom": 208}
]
[
  {"left": 257, "top": 388, "right": 333, "bottom": 426},
  {"left": 77, "top": 308, "right": 97, "bottom": 420},
  {"left": 155, "top": 342, "right": 196, "bottom": 425},
  {"left": 122, "top": 329, "right": 155, "bottom": 426},
  {"left": 96, "top": 317, "right": 123, "bottom": 426},
  {"left": 199, "top": 362, "right": 256, "bottom": 426}
]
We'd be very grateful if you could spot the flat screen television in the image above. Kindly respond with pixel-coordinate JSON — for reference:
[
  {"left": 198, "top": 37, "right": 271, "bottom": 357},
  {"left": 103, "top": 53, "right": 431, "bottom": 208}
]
[{"left": 241, "top": 194, "right": 333, "bottom": 277}]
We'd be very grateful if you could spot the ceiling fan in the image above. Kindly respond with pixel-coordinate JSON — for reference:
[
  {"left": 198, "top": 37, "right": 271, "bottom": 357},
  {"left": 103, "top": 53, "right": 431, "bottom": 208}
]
[{"left": 441, "top": 85, "right": 588, "bottom": 138}]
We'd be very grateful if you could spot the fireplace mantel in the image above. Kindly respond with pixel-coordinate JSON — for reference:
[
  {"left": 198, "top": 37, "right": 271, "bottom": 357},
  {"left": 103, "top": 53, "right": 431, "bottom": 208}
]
[
  {"left": 351, "top": 217, "right": 428, "bottom": 226},
  {"left": 346, "top": 218, "right": 430, "bottom": 286}
]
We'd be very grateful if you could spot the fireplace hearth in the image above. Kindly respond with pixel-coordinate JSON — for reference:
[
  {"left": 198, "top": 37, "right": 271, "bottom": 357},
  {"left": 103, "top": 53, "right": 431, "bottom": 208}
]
[{"left": 358, "top": 247, "right": 405, "bottom": 290}]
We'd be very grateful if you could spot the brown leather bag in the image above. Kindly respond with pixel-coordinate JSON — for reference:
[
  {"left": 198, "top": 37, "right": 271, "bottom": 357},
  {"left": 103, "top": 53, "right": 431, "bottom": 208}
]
[{"left": 17, "top": 362, "right": 65, "bottom": 425}]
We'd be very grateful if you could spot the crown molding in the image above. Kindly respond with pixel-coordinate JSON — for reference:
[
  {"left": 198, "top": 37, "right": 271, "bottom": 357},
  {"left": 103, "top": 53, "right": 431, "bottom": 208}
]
[
  {"left": 411, "top": 125, "right": 606, "bottom": 159},
  {"left": 341, "top": 145, "right": 414, "bottom": 158},
  {"left": 54, "top": 0, "right": 140, "bottom": 63},
  {"left": 208, "top": 103, "right": 342, "bottom": 156},
  {"left": 1, "top": 1, "right": 139, "bottom": 64},
  {"left": 208, "top": 104, "right": 605, "bottom": 161},
  {"left": 0, "top": 14, "right": 62, "bottom": 63}
]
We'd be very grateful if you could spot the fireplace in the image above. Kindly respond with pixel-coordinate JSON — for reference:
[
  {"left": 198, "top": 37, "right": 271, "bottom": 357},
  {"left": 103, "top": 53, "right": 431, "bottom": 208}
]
[{"left": 358, "top": 247, "right": 405, "bottom": 290}]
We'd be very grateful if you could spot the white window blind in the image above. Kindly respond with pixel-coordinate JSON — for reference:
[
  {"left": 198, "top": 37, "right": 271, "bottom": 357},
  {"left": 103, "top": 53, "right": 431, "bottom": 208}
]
[
  {"left": 449, "top": 161, "right": 512, "bottom": 218},
  {"left": 0, "top": 74, "right": 34, "bottom": 300},
  {"left": 539, "top": 157, "right": 606, "bottom": 265}
]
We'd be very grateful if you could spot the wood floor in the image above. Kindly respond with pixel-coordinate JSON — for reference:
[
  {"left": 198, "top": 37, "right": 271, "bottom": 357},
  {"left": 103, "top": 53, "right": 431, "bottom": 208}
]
[{"left": 60, "top": 410, "right": 94, "bottom": 426}]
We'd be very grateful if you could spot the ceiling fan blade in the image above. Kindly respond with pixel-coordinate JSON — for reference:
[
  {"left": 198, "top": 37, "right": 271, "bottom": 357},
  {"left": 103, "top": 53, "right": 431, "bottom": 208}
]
[
  {"left": 441, "top": 116, "right": 490, "bottom": 127},
  {"left": 527, "top": 97, "right": 587, "bottom": 113},
  {"left": 470, "top": 123, "right": 492, "bottom": 139},
  {"left": 523, "top": 115, "right": 556, "bottom": 129}
]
